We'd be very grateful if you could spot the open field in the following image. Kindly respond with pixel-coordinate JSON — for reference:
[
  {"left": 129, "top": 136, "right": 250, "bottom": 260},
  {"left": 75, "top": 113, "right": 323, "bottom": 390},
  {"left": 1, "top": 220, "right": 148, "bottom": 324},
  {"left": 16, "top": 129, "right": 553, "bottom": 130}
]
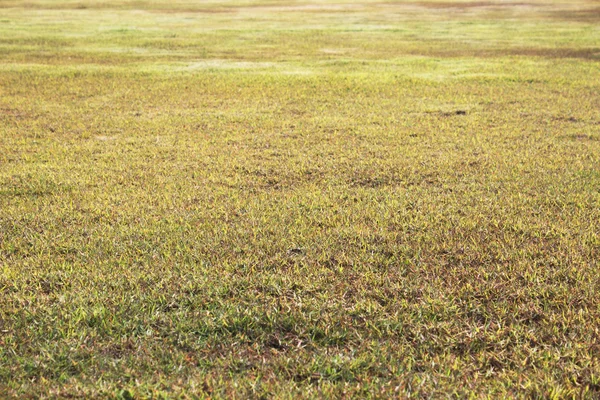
[{"left": 1, "top": 0, "right": 600, "bottom": 397}]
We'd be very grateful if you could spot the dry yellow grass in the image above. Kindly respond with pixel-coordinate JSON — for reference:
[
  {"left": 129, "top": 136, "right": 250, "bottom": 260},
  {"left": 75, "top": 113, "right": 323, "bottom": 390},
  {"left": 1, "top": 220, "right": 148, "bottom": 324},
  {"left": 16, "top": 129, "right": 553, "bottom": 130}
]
[{"left": 1, "top": 0, "right": 600, "bottom": 397}]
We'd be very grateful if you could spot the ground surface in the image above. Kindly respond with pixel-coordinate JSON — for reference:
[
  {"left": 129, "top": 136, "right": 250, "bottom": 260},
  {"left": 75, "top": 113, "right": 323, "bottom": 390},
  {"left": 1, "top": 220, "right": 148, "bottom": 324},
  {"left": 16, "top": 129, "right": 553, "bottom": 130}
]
[{"left": 1, "top": 0, "right": 600, "bottom": 398}]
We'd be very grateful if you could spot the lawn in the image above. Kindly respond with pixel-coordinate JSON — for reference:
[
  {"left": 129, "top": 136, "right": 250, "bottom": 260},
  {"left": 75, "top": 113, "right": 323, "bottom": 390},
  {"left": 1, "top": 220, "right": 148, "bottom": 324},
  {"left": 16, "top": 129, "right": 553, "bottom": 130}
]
[{"left": 1, "top": 0, "right": 600, "bottom": 397}]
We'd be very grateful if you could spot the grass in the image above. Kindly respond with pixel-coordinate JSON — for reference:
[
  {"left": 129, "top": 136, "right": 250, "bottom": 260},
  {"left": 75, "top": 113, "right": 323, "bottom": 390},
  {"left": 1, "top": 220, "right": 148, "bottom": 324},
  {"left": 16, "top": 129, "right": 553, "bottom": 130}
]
[{"left": 1, "top": 0, "right": 600, "bottom": 397}]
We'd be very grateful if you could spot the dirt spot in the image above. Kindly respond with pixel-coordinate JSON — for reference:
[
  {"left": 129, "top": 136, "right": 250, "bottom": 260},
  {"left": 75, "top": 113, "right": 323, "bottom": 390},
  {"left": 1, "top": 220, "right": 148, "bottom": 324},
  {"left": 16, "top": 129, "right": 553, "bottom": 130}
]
[
  {"left": 103, "top": 341, "right": 135, "bottom": 359},
  {"left": 265, "top": 335, "right": 286, "bottom": 350},
  {"left": 441, "top": 110, "right": 467, "bottom": 116},
  {"left": 554, "top": 116, "right": 581, "bottom": 123},
  {"left": 350, "top": 177, "right": 389, "bottom": 188},
  {"left": 287, "top": 248, "right": 305, "bottom": 256},
  {"left": 547, "top": 7, "right": 600, "bottom": 23},
  {"left": 508, "top": 47, "right": 600, "bottom": 60},
  {"left": 1, "top": 107, "right": 33, "bottom": 120},
  {"left": 567, "top": 134, "right": 598, "bottom": 142},
  {"left": 404, "top": 46, "right": 600, "bottom": 61},
  {"left": 423, "top": 109, "right": 468, "bottom": 117}
]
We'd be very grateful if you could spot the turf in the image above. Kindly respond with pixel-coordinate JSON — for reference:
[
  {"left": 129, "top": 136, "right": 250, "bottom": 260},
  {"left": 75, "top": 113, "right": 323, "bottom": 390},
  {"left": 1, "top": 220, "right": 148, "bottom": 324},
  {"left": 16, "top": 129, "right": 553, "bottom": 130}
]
[{"left": 1, "top": 0, "right": 600, "bottom": 398}]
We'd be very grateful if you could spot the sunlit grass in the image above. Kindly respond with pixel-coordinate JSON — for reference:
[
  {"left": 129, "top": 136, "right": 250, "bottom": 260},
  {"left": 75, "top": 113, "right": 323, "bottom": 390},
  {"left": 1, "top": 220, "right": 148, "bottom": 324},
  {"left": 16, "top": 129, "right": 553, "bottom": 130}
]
[{"left": 1, "top": 0, "right": 600, "bottom": 398}]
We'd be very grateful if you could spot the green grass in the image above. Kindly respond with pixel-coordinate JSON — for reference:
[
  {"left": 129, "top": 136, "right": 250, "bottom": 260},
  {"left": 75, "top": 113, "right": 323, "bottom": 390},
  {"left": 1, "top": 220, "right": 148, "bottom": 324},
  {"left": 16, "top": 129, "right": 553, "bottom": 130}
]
[{"left": 1, "top": 0, "right": 600, "bottom": 397}]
